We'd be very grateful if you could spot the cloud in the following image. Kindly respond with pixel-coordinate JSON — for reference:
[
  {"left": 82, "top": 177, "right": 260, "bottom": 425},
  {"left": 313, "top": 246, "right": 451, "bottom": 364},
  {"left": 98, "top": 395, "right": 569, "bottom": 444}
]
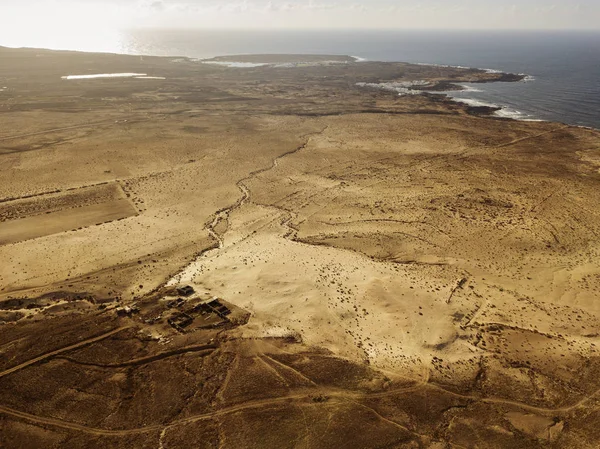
[
  {"left": 2, "top": 0, "right": 599, "bottom": 30},
  {"left": 148, "top": 0, "right": 165, "bottom": 10},
  {"left": 263, "top": 1, "right": 338, "bottom": 12}
]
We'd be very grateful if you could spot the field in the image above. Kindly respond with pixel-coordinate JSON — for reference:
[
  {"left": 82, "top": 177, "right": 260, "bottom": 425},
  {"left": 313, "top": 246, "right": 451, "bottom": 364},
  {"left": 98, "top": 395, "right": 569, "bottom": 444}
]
[{"left": 0, "top": 183, "right": 137, "bottom": 245}]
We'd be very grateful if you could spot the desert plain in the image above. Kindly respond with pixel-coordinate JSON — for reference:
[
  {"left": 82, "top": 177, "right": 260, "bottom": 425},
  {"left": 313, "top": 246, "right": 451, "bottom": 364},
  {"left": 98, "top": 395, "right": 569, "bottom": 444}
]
[{"left": 1, "top": 46, "right": 600, "bottom": 448}]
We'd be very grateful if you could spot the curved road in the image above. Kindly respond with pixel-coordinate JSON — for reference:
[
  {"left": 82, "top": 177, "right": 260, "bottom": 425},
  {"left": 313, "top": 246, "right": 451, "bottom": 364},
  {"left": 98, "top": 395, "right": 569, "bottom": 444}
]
[{"left": 2, "top": 375, "right": 598, "bottom": 437}]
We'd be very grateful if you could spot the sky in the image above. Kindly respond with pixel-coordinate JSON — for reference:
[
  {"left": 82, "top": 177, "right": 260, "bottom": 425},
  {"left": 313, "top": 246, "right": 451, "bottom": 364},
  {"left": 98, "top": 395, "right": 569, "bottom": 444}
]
[
  {"left": 1, "top": 1, "right": 599, "bottom": 51},
  {"left": 2, "top": 0, "right": 600, "bottom": 30}
]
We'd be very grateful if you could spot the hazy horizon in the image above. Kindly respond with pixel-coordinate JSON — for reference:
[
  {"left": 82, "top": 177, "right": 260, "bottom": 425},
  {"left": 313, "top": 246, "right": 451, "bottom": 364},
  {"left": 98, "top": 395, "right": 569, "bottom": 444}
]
[
  {"left": 1, "top": 0, "right": 598, "bottom": 54},
  {"left": 2, "top": 1, "right": 600, "bottom": 32}
]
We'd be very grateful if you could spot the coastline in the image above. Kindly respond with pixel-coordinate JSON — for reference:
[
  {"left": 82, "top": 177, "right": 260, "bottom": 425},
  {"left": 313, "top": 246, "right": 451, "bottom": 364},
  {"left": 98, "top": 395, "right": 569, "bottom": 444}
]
[
  {"left": 198, "top": 52, "right": 536, "bottom": 125},
  {"left": 3, "top": 27, "right": 599, "bottom": 129},
  {"left": 1, "top": 44, "right": 545, "bottom": 125},
  {"left": 360, "top": 60, "right": 546, "bottom": 124},
  {"left": 7, "top": 42, "right": 594, "bottom": 131}
]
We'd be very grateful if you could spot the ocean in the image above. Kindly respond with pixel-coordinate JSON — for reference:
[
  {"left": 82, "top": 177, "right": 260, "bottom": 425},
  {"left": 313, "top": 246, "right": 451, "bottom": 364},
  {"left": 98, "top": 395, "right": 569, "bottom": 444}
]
[{"left": 5, "top": 29, "right": 600, "bottom": 129}]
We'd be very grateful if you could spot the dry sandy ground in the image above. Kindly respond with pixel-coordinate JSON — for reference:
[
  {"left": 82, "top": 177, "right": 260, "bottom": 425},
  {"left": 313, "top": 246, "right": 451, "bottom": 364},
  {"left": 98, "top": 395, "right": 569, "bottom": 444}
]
[{"left": 1, "top": 47, "right": 600, "bottom": 448}]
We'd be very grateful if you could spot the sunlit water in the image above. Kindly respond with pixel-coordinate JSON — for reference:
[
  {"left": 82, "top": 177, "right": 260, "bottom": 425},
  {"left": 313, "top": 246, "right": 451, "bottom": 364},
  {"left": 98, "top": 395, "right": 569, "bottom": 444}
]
[{"left": 2, "top": 29, "right": 599, "bottom": 128}]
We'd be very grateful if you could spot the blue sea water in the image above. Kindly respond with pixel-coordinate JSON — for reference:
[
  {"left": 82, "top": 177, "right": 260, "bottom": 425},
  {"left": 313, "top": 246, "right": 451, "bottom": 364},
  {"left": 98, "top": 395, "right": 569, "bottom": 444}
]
[{"left": 7, "top": 29, "right": 600, "bottom": 128}]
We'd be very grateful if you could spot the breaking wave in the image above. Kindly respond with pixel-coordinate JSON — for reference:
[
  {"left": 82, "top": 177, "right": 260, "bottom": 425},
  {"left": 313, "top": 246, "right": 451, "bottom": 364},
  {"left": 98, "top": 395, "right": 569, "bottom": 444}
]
[
  {"left": 415, "top": 62, "right": 471, "bottom": 70},
  {"left": 453, "top": 98, "right": 499, "bottom": 108},
  {"left": 356, "top": 80, "right": 431, "bottom": 96},
  {"left": 201, "top": 61, "right": 269, "bottom": 68},
  {"left": 458, "top": 84, "right": 483, "bottom": 93}
]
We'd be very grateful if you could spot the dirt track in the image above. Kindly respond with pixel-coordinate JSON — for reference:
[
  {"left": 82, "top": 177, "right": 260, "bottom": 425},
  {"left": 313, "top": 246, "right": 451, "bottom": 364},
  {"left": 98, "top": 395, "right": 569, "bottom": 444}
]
[{"left": 0, "top": 327, "right": 128, "bottom": 379}]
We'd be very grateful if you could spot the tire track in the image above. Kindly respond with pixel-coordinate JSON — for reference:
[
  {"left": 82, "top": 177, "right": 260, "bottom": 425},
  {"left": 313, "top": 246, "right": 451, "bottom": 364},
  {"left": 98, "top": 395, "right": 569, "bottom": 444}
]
[
  {"left": 494, "top": 125, "right": 570, "bottom": 148},
  {"left": 56, "top": 344, "right": 217, "bottom": 368},
  {"left": 0, "top": 327, "right": 128, "bottom": 379},
  {"left": 0, "top": 118, "right": 147, "bottom": 142},
  {"left": 2, "top": 376, "right": 599, "bottom": 436}
]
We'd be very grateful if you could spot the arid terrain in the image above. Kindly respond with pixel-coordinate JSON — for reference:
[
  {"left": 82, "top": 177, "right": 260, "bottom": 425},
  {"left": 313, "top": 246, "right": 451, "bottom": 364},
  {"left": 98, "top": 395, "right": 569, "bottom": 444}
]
[{"left": 1, "top": 46, "right": 600, "bottom": 448}]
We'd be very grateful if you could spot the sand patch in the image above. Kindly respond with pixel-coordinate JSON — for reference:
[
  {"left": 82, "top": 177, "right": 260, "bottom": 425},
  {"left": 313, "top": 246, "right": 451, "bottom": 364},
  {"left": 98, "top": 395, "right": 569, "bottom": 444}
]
[{"left": 170, "top": 202, "right": 470, "bottom": 373}]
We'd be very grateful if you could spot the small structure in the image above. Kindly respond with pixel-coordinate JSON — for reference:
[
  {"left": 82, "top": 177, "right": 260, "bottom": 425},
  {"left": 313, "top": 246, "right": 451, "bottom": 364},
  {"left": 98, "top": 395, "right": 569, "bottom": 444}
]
[
  {"left": 116, "top": 304, "right": 140, "bottom": 317},
  {"left": 216, "top": 305, "right": 231, "bottom": 317},
  {"left": 192, "top": 303, "right": 213, "bottom": 315},
  {"left": 167, "top": 298, "right": 186, "bottom": 309},
  {"left": 207, "top": 298, "right": 231, "bottom": 318},
  {"left": 168, "top": 312, "right": 194, "bottom": 332},
  {"left": 177, "top": 285, "right": 195, "bottom": 297}
]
